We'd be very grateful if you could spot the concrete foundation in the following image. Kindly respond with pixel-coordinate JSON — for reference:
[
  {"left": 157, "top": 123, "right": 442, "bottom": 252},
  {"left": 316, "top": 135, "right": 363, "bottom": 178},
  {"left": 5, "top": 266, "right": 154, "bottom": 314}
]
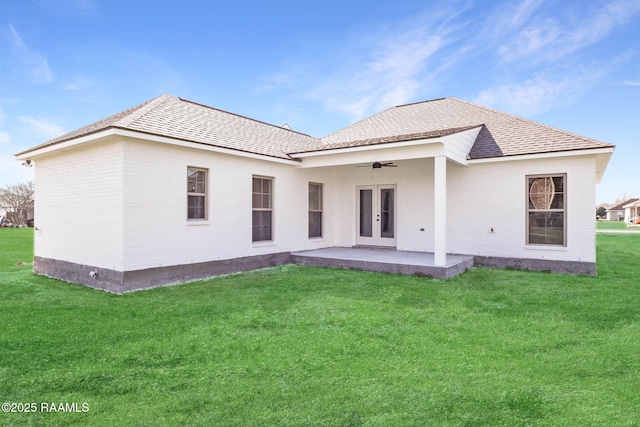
[{"left": 33, "top": 247, "right": 596, "bottom": 294}]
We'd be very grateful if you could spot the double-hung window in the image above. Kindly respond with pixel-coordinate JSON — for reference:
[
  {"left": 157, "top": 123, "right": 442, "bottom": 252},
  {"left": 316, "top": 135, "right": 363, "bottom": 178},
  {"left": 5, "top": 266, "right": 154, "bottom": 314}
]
[
  {"left": 309, "top": 183, "right": 323, "bottom": 238},
  {"left": 187, "top": 167, "right": 207, "bottom": 220},
  {"left": 527, "top": 174, "right": 566, "bottom": 245},
  {"left": 252, "top": 176, "right": 273, "bottom": 241}
]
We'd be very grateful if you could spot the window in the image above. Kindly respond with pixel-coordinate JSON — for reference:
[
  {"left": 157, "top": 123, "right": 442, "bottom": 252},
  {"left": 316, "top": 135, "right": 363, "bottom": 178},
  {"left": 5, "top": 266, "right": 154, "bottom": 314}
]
[
  {"left": 309, "top": 183, "right": 323, "bottom": 238},
  {"left": 252, "top": 176, "right": 273, "bottom": 241},
  {"left": 527, "top": 175, "right": 565, "bottom": 245},
  {"left": 187, "top": 167, "right": 207, "bottom": 220}
]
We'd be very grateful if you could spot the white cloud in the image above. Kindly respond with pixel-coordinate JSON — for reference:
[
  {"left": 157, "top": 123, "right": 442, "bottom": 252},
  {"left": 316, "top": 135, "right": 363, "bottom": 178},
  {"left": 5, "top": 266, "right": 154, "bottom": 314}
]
[
  {"left": 0, "top": 131, "right": 10, "bottom": 146},
  {"left": 474, "top": 68, "right": 606, "bottom": 116},
  {"left": 17, "top": 116, "right": 65, "bottom": 139},
  {"left": 481, "top": 0, "right": 545, "bottom": 45},
  {"left": 6, "top": 24, "right": 54, "bottom": 84},
  {"left": 551, "top": 0, "right": 640, "bottom": 59},
  {"left": 500, "top": 0, "right": 546, "bottom": 31},
  {"left": 497, "top": 0, "right": 640, "bottom": 64},
  {"left": 288, "top": 3, "right": 472, "bottom": 121},
  {"left": 470, "top": 0, "right": 640, "bottom": 118},
  {"left": 498, "top": 20, "right": 560, "bottom": 62},
  {"left": 260, "top": 0, "right": 638, "bottom": 125},
  {"left": 314, "top": 32, "right": 445, "bottom": 120},
  {"left": 65, "top": 74, "right": 91, "bottom": 91}
]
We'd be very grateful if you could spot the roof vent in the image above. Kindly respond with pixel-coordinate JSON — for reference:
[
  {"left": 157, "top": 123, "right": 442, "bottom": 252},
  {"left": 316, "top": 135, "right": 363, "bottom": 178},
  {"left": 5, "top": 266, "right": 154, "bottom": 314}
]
[{"left": 280, "top": 123, "right": 292, "bottom": 130}]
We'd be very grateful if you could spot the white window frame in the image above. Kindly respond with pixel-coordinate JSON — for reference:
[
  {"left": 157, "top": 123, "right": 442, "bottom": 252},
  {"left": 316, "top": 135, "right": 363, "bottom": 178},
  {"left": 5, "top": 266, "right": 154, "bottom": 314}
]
[
  {"left": 252, "top": 176, "right": 274, "bottom": 242},
  {"left": 526, "top": 174, "right": 566, "bottom": 246},
  {"left": 308, "top": 182, "right": 323, "bottom": 238},
  {"left": 187, "top": 167, "right": 208, "bottom": 221}
]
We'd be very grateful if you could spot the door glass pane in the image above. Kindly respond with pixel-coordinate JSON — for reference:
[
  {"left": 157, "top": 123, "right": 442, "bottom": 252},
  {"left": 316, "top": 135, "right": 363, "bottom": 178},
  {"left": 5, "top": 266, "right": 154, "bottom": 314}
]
[
  {"left": 380, "top": 189, "right": 394, "bottom": 238},
  {"left": 359, "top": 189, "right": 372, "bottom": 237}
]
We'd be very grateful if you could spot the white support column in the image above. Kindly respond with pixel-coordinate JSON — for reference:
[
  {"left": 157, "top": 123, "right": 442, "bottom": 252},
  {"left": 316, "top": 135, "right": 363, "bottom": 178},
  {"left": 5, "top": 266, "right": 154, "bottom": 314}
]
[{"left": 434, "top": 156, "right": 447, "bottom": 266}]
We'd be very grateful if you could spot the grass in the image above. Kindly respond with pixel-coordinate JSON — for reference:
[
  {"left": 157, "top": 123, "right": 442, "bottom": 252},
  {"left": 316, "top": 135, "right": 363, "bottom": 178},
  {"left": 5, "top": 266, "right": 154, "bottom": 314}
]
[
  {"left": 1, "top": 228, "right": 640, "bottom": 426},
  {"left": 596, "top": 220, "right": 640, "bottom": 231}
]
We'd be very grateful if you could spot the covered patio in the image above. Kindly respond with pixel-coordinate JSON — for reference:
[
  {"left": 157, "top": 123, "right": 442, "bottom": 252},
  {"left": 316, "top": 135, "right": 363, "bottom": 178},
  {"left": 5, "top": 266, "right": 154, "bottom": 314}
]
[{"left": 291, "top": 247, "right": 475, "bottom": 279}]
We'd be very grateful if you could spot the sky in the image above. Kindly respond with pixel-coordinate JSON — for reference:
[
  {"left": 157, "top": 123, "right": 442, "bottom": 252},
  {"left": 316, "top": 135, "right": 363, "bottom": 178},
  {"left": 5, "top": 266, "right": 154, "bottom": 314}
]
[{"left": 0, "top": 0, "right": 638, "bottom": 204}]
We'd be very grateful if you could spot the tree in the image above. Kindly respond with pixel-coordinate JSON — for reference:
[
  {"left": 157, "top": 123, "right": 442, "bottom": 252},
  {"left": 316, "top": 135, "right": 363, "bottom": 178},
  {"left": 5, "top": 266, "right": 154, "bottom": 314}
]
[
  {"left": 596, "top": 206, "right": 607, "bottom": 218},
  {"left": 0, "top": 181, "right": 34, "bottom": 226}
]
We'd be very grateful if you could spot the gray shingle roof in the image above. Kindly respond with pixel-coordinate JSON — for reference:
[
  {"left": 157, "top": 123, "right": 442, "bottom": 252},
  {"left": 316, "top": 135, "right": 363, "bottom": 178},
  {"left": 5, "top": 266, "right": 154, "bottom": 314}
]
[
  {"left": 289, "top": 125, "right": 482, "bottom": 153},
  {"left": 317, "top": 97, "right": 613, "bottom": 158},
  {"left": 17, "top": 94, "right": 320, "bottom": 160},
  {"left": 18, "top": 95, "right": 613, "bottom": 161}
]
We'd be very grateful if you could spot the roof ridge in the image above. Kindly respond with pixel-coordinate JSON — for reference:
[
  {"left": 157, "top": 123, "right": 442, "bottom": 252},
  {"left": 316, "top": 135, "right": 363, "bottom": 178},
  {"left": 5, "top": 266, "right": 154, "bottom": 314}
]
[
  {"left": 115, "top": 94, "right": 175, "bottom": 128},
  {"left": 16, "top": 94, "right": 615, "bottom": 161},
  {"left": 450, "top": 97, "right": 612, "bottom": 147},
  {"left": 320, "top": 97, "right": 469, "bottom": 143},
  {"left": 320, "top": 105, "right": 399, "bottom": 142},
  {"left": 177, "top": 97, "right": 316, "bottom": 138},
  {"left": 394, "top": 97, "right": 448, "bottom": 108}
]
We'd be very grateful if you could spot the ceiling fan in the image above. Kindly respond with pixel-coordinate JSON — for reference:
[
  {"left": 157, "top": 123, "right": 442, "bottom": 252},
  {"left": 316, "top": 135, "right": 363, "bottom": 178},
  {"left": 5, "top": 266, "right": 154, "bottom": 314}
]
[{"left": 357, "top": 162, "right": 398, "bottom": 169}]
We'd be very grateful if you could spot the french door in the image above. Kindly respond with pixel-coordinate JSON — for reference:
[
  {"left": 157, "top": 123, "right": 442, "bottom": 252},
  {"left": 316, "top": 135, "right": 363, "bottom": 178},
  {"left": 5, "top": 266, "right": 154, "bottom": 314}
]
[{"left": 356, "top": 185, "right": 396, "bottom": 247}]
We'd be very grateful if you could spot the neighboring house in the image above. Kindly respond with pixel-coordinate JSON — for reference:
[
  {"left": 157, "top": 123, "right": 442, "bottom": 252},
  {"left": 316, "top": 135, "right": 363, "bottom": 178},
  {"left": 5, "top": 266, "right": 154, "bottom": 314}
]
[
  {"left": 15, "top": 95, "right": 614, "bottom": 293},
  {"left": 623, "top": 199, "right": 640, "bottom": 225},
  {"left": 607, "top": 199, "right": 638, "bottom": 221},
  {"left": 0, "top": 207, "right": 33, "bottom": 225}
]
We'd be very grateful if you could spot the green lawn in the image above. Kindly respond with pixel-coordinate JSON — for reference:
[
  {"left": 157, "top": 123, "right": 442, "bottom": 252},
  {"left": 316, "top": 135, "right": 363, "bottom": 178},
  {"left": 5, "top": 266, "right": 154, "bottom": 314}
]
[
  {"left": 1, "top": 228, "right": 640, "bottom": 426},
  {"left": 596, "top": 220, "right": 640, "bottom": 231}
]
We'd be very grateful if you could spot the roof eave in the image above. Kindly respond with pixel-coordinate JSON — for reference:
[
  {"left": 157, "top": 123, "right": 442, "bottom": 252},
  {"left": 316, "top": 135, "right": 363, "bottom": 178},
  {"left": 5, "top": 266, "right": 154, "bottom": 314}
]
[
  {"left": 15, "top": 127, "right": 121, "bottom": 160},
  {"left": 292, "top": 125, "right": 483, "bottom": 157},
  {"left": 467, "top": 146, "right": 615, "bottom": 183},
  {"left": 467, "top": 146, "right": 614, "bottom": 163},
  {"left": 289, "top": 136, "right": 445, "bottom": 159},
  {"left": 15, "top": 127, "right": 302, "bottom": 165}
]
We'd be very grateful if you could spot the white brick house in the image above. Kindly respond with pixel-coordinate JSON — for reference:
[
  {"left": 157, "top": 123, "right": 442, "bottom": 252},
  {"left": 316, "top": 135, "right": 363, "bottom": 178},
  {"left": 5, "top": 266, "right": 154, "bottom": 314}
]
[{"left": 15, "top": 95, "right": 614, "bottom": 293}]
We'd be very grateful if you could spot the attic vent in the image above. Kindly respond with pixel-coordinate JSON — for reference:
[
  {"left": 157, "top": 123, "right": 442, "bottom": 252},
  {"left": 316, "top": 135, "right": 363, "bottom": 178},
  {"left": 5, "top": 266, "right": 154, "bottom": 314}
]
[{"left": 280, "top": 123, "right": 292, "bottom": 130}]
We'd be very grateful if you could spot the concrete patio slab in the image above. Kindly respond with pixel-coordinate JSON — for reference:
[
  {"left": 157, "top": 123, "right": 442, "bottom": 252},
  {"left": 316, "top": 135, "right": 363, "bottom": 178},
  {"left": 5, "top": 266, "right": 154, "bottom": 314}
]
[{"left": 291, "top": 247, "right": 474, "bottom": 279}]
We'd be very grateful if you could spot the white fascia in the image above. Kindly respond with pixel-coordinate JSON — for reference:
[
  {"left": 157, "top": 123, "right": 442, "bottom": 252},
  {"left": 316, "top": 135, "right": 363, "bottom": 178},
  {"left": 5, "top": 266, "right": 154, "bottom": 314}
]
[
  {"left": 16, "top": 128, "right": 301, "bottom": 166},
  {"left": 467, "top": 147, "right": 614, "bottom": 183},
  {"left": 292, "top": 141, "right": 445, "bottom": 169},
  {"left": 290, "top": 136, "right": 444, "bottom": 158},
  {"left": 15, "top": 129, "right": 121, "bottom": 160}
]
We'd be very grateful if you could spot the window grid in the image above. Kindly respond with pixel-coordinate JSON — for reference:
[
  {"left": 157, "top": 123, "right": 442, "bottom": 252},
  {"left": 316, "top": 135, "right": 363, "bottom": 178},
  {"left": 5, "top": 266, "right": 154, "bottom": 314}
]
[
  {"left": 309, "top": 183, "right": 323, "bottom": 238},
  {"left": 187, "top": 167, "right": 207, "bottom": 220},
  {"left": 526, "top": 174, "right": 566, "bottom": 246},
  {"left": 252, "top": 177, "right": 273, "bottom": 242}
]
